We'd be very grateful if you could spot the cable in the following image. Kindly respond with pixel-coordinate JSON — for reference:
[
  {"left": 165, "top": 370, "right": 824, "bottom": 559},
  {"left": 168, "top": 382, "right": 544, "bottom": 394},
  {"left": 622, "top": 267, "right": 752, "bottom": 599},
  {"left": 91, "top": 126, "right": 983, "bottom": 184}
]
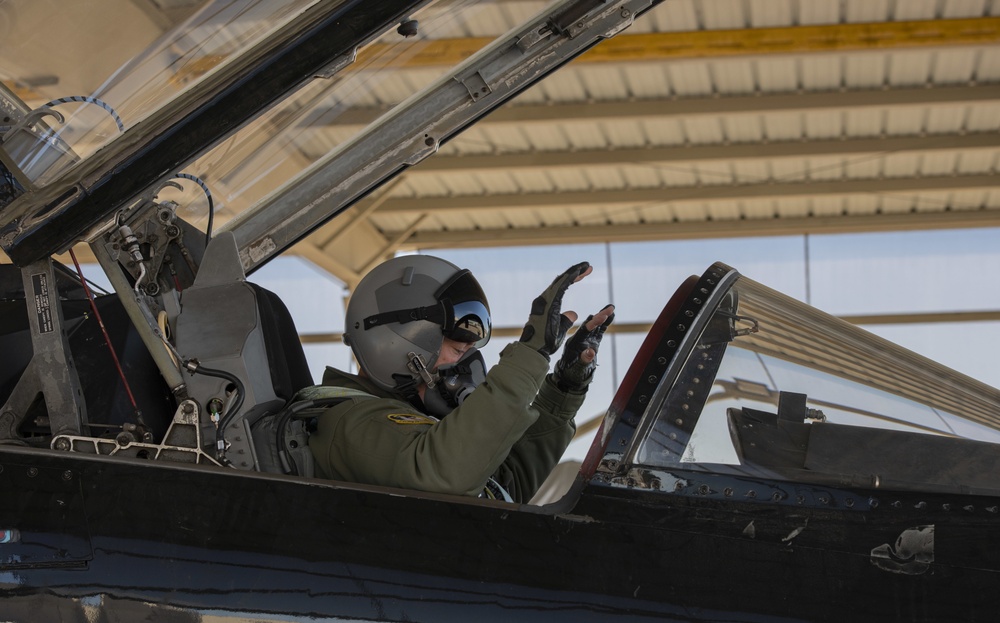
[
  {"left": 172, "top": 173, "right": 215, "bottom": 246},
  {"left": 133, "top": 262, "right": 148, "bottom": 296},
  {"left": 183, "top": 360, "right": 244, "bottom": 465},
  {"left": 68, "top": 249, "right": 146, "bottom": 429},
  {"left": 157, "top": 311, "right": 179, "bottom": 368},
  {"left": 43, "top": 96, "right": 126, "bottom": 132}
]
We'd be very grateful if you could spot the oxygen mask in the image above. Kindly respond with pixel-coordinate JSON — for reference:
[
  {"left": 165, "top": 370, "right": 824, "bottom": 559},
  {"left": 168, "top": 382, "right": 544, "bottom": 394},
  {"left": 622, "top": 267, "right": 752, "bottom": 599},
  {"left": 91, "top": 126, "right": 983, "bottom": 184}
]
[{"left": 422, "top": 348, "right": 487, "bottom": 417}]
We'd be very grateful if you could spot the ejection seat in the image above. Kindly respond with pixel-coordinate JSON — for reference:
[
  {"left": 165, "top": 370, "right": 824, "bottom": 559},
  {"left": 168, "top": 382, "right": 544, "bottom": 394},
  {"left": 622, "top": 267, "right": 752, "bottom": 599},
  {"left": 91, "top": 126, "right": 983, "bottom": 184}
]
[{"left": 172, "top": 231, "right": 312, "bottom": 471}]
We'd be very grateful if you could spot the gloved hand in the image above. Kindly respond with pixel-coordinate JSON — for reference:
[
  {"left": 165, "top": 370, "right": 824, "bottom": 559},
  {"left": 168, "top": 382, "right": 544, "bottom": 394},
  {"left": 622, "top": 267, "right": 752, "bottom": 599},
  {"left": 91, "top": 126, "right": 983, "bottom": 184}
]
[
  {"left": 519, "top": 262, "right": 591, "bottom": 359},
  {"left": 553, "top": 304, "right": 615, "bottom": 391}
]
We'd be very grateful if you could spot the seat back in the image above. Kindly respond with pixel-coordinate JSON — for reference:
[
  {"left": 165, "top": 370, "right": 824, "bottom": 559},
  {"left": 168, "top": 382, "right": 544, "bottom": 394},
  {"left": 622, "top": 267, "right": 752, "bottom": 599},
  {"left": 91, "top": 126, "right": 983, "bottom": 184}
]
[
  {"left": 172, "top": 232, "right": 312, "bottom": 470},
  {"left": 250, "top": 283, "right": 313, "bottom": 401}
]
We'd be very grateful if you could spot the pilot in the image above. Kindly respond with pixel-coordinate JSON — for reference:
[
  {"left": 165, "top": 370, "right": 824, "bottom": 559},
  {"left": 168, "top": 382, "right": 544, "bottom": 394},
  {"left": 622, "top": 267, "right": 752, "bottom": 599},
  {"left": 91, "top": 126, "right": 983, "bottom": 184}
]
[{"left": 307, "top": 255, "right": 614, "bottom": 503}]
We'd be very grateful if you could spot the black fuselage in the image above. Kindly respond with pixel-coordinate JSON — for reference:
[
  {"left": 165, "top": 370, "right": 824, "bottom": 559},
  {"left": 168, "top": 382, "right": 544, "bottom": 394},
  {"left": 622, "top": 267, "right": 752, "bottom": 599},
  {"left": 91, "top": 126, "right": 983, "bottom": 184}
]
[{"left": 2, "top": 444, "right": 997, "bottom": 622}]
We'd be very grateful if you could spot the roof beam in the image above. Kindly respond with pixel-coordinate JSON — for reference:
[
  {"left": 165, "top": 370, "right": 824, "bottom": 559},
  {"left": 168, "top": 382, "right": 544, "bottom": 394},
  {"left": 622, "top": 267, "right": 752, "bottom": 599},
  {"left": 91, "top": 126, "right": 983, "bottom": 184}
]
[
  {"left": 377, "top": 174, "right": 1000, "bottom": 214},
  {"left": 158, "top": 18, "right": 1000, "bottom": 96},
  {"left": 400, "top": 207, "right": 1000, "bottom": 250},
  {"left": 300, "top": 309, "right": 1000, "bottom": 345},
  {"left": 582, "top": 16, "right": 1000, "bottom": 60},
  {"left": 314, "top": 83, "right": 1000, "bottom": 128},
  {"left": 414, "top": 133, "right": 1000, "bottom": 173},
  {"left": 354, "top": 17, "right": 1000, "bottom": 69},
  {"left": 293, "top": 239, "right": 362, "bottom": 287}
]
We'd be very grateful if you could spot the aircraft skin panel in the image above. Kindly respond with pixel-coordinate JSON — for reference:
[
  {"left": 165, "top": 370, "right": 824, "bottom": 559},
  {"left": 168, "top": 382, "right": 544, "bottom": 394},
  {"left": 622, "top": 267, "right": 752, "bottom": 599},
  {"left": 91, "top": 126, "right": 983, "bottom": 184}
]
[{"left": 1, "top": 444, "right": 999, "bottom": 622}]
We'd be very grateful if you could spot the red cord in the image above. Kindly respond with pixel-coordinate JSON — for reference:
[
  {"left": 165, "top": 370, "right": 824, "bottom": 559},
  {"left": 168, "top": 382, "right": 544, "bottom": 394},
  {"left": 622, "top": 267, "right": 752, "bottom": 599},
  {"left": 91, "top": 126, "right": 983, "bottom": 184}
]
[{"left": 68, "top": 249, "right": 141, "bottom": 414}]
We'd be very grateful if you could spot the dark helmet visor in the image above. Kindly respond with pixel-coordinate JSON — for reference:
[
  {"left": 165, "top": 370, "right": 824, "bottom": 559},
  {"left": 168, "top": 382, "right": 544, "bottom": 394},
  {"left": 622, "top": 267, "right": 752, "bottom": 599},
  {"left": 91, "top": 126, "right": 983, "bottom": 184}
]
[{"left": 436, "top": 269, "right": 491, "bottom": 348}]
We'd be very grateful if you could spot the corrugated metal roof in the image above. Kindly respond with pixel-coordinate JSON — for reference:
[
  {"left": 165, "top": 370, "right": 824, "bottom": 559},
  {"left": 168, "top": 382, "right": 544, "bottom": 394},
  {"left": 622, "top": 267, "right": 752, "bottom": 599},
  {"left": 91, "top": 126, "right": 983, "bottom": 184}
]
[
  {"left": 345, "top": 1, "right": 1000, "bottom": 274},
  {"left": 3, "top": 0, "right": 998, "bottom": 287}
]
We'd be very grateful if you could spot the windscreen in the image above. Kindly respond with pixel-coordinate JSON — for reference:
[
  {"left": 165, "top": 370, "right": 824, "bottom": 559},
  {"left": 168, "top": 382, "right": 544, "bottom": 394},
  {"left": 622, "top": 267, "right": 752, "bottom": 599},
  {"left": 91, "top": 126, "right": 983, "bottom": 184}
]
[{"left": 634, "top": 272, "right": 1000, "bottom": 494}]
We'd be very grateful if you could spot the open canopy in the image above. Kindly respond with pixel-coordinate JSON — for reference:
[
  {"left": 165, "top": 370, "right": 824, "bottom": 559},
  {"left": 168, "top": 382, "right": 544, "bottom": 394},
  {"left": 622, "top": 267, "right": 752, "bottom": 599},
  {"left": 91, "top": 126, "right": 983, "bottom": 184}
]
[{"left": 0, "top": 0, "right": 659, "bottom": 272}]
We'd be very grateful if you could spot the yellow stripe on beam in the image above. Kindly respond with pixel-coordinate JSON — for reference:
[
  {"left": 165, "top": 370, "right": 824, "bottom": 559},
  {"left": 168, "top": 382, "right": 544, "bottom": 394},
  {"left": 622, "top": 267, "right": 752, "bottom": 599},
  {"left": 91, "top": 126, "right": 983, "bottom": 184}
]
[
  {"left": 581, "top": 17, "right": 1000, "bottom": 62},
  {"left": 164, "top": 17, "right": 1000, "bottom": 84},
  {"left": 356, "top": 17, "right": 1000, "bottom": 68}
]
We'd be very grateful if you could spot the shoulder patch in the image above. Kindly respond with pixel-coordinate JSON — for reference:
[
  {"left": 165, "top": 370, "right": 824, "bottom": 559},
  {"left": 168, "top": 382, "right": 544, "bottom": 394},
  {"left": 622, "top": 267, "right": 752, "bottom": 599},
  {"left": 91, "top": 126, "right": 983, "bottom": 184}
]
[{"left": 386, "top": 413, "right": 437, "bottom": 425}]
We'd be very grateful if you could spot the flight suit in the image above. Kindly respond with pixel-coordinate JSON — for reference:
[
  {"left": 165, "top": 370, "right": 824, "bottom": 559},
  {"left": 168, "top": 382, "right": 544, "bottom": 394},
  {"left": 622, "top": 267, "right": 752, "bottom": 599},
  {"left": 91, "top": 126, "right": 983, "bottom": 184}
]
[{"left": 308, "top": 341, "right": 585, "bottom": 503}]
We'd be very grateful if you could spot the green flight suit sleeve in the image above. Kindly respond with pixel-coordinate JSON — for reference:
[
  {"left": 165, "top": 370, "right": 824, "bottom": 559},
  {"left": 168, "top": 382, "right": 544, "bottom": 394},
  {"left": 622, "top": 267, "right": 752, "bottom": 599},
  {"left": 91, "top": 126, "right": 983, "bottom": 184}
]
[
  {"left": 309, "top": 341, "right": 551, "bottom": 497},
  {"left": 492, "top": 374, "right": 583, "bottom": 502}
]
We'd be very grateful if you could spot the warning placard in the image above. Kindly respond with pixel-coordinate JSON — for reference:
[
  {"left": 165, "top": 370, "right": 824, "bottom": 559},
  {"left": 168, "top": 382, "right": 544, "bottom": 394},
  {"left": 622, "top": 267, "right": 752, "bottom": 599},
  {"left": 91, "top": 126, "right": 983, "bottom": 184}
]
[{"left": 31, "top": 272, "right": 54, "bottom": 334}]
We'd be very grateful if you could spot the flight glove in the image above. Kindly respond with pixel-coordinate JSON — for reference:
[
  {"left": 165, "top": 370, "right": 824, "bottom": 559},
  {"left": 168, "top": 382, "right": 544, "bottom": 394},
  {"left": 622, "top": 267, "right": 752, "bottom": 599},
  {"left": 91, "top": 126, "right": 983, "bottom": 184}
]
[
  {"left": 553, "top": 305, "right": 615, "bottom": 392},
  {"left": 519, "top": 262, "right": 590, "bottom": 359}
]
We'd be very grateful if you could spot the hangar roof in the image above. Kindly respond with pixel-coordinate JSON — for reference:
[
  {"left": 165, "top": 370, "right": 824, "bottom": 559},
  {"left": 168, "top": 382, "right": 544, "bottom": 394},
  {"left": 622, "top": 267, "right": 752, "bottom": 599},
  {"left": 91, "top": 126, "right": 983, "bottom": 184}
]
[{"left": 2, "top": 0, "right": 999, "bottom": 289}]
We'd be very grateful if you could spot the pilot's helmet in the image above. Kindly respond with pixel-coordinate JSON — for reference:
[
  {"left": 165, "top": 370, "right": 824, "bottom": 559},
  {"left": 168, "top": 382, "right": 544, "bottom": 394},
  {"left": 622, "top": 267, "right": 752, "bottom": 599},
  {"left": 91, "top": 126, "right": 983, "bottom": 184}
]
[{"left": 344, "top": 255, "right": 491, "bottom": 392}]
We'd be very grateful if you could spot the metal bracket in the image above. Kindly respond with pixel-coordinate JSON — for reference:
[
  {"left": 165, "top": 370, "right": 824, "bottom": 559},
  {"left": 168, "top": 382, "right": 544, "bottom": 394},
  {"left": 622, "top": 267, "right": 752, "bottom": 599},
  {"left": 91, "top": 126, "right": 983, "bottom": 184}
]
[
  {"left": 0, "top": 81, "right": 37, "bottom": 194},
  {"left": 51, "top": 399, "right": 221, "bottom": 466},
  {"left": 316, "top": 48, "right": 358, "bottom": 79},
  {"left": 0, "top": 103, "right": 78, "bottom": 188},
  {"left": 551, "top": 0, "right": 642, "bottom": 39},
  {"left": 0, "top": 258, "right": 88, "bottom": 441},
  {"left": 0, "top": 80, "right": 30, "bottom": 125},
  {"left": 91, "top": 241, "right": 187, "bottom": 394},
  {"left": 458, "top": 71, "right": 492, "bottom": 102}
]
